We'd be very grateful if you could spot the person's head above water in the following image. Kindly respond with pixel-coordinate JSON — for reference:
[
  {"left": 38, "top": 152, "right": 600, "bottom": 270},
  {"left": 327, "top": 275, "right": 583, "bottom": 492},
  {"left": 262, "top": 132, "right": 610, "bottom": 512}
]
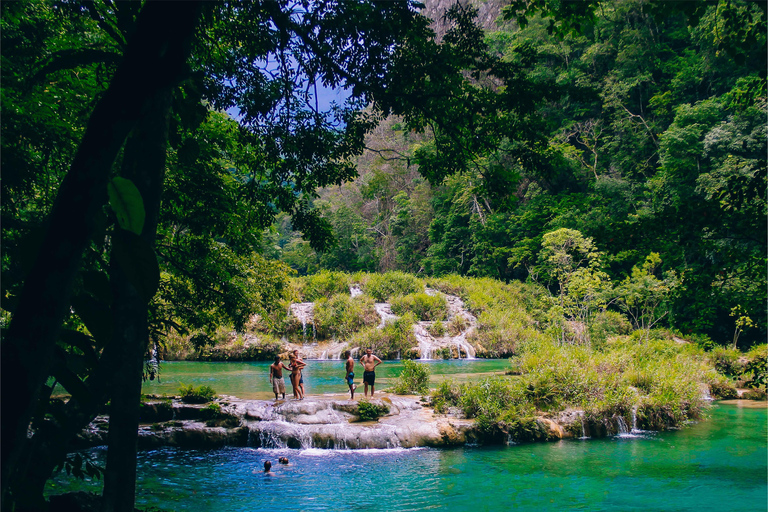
[
  {"left": 264, "top": 460, "right": 272, "bottom": 473},
  {"left": 366, "top": 348, "right": 372, "bottom": 355},
  {"left": 279, "top": 457, "right": 289, "bottom": 464},
  {"left": 274, "top": 355, "right": 281, "bottom": 364},
  {"left": 343, "top": 350, "right": 350, "bottom": 359}
]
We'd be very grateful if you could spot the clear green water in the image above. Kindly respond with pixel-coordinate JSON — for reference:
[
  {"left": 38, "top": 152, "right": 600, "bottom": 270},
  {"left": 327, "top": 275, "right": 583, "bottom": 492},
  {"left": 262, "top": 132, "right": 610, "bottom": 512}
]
[
  {"left": 141, "top": 359, "right": 511, "bottom": 399},
  {"left": 48, "top": 403, "right": 767, "bottom": 511}
]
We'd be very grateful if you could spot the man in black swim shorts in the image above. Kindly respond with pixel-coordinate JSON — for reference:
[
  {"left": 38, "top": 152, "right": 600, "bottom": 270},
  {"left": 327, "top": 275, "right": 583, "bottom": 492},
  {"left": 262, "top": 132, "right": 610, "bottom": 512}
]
[{"left": 360, "top": 347, "right": 382, "bottom": 397}]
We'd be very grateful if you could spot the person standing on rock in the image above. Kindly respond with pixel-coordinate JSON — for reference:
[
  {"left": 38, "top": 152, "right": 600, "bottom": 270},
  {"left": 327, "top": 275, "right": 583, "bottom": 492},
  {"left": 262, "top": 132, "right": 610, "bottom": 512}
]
[
  {"left": 289, "top": 350, "right": 307, "bottom": 399},
  {"left": 269, "top": 356, "right": 291, "bottom": 400},
  {"left": 360, "top": 348, "right": 382, "bottom": 397},
  {"left": 344, "top": 350, "right": 357, "bottom": 399}
]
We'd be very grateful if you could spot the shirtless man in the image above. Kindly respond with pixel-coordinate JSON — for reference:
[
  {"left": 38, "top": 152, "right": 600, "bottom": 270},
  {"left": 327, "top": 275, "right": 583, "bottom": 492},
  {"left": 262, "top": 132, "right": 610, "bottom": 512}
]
[
  {"left": 360, "top": 348, "right": 382, "bottom": 397},
  {"left": 268, "top": 356, "right": 291, "bottom": 400},
  {"left": 343, "top": 350, "right": 357, "bottom": 399}
]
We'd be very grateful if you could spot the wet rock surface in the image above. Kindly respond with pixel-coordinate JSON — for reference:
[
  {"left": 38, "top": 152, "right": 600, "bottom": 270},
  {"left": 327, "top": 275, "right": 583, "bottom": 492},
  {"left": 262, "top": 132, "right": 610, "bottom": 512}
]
[
  {"left": 76, "top": 395, "right": 479, "bottom": 451},
  {"left": 76, "top": 395, "right": 668, "bottom": 451}
]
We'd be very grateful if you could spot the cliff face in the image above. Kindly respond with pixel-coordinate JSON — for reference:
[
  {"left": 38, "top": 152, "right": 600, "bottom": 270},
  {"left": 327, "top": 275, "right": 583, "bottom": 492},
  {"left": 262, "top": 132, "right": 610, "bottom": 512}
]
[{"left": 421, "top": 0, "right": 508, "bottom": 39}]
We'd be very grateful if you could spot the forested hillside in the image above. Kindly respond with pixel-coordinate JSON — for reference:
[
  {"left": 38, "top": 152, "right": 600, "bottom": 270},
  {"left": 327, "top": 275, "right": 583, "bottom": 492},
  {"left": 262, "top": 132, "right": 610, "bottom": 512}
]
[{"left": 267, "top": 0, "right": 766, "bottom": 345}]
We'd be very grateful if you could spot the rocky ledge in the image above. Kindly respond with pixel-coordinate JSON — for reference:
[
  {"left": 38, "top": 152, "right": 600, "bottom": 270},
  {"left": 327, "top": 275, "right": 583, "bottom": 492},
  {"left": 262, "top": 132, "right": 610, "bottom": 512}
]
[{"left": 76, "top": 394, "right": 479, "bottom": 450}]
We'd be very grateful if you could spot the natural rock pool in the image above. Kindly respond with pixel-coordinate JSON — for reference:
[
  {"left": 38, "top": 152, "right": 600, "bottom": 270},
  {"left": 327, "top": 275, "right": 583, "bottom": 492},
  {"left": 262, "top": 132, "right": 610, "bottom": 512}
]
[
  {"left": 139, "top": 359, "right": 511, "bottom": 399},
  {"left": 48, "top": 399, "right": 766, "bottom": 510}
]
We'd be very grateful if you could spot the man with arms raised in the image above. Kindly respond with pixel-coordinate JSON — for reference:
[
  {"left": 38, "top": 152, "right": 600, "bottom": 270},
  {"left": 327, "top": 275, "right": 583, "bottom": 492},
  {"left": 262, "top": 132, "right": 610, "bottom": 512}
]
[{"left": 360, "top": 348, "right": 382, "bottom": 397}]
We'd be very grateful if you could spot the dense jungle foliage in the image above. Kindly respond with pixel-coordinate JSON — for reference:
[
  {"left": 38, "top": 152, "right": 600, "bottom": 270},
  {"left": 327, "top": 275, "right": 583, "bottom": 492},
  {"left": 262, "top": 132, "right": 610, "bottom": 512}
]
[
  {"left": 0, "top": 0, "right": 764, "bottom": 510},
  {"left": 266, "top": 0, "right": 767, "bottom": 347}
]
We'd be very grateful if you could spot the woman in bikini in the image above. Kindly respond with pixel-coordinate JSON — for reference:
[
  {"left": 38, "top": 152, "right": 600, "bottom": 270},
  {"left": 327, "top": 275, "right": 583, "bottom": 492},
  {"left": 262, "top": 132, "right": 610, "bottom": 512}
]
[
  {"left": 288, "top": 353, "right": 306, "bottom": 399},
  {"left": 292, "top": 349, "right": 307, "bottom": 399}
]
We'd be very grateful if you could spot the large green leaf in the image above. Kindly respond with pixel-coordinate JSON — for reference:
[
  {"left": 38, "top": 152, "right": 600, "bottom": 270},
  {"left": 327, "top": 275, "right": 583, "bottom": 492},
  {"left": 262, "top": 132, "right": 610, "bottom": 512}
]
[
  {"left": 108, "top": 177, "right": 145, "bottom": 235},
  {"left": 112, "top": 229, "right": 160, "bottom": 303}
]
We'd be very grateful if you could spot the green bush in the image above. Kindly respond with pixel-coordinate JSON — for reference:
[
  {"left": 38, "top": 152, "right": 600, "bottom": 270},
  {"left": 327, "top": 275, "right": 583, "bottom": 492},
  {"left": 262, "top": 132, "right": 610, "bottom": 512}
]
[
  {"left": 447, "top": 314, "right": 469, "bottom": 335},
  {"left": 710, "top": 346, "right": 744, "bottom": 377},
  {"left": 742, "top": 388, "right": 767, "bottom": 401},
  {"left": 364, "top": 271, "right": 422, "bottom": 302},
  {"left": 195, "top": 334, "right": 283, "bottom": 361},
  {"left": 392, "top": 360, "right": 431, "bottom": 395},
  {"left": 709, "top": 381, "right": 739, "bottom": 400},
  {"left": 356, "top": 400, "right": 390, "bottom": 421},
  {"left": 431, "top": 380, "right": 461, "bottom": 413},
  {"left": 468, "top": 308, "right": 543, "bottom": 358},
  {"left": 178, "top": 384, "right": 217, "bottom": 404},
  {"left": 313, "top": 294, "right": 378, "bottom": 340},
  {"left": 299, "top": 271, "right": 353, "bottom": 301},
  {"left": 201, "top": 402, "right": 222, "bottom": 419},
  {"left": 351, "top": 313, "right": 417, "bottom": 359},
  {"left": 390, "top": 292, "right": 448, "bottom": 321},
  {"left": 427, "top": 320, "right": 446, "bottom": 337},
  {"left": 589, "top": 310, "right": 632, "bottom": 344},
  {"left": 743, "top": 345, "right": 767, "bottom": 388}
]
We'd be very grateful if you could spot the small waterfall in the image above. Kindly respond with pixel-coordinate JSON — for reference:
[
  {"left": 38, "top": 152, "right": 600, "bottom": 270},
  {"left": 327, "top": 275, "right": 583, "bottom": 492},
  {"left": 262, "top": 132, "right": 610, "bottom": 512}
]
[
  {"left": 349, "top": 285, "right": 363, "bottom": 298},
  {"left": 254, "top": 427, "right": 288, "bottom": 449},
  {"left": 374, "top": 303, "right": 398, "bottom": 328},
  {"left": 296, "top": 427, "right": 313, "bottom": 449},
  {"left": 452, "top": 332, "right": 476, "bottom": 360},
  {"left": 290, "top": 303, "right": 315, "bottom": 342},
  {"left": 616, "top": 416, "right": 629, "bottom": 436},
  {"left": 413, "top": 324, "right": 435, "bottom": 360},
  {"left": 631, "top": 405, "right": 639, "bottom": 433},
  {"left": 319, "top": 350, "right": 328, "bottom": 360},
  {"left": 579, "top": 413, "right": 590, "bottom": 439}
]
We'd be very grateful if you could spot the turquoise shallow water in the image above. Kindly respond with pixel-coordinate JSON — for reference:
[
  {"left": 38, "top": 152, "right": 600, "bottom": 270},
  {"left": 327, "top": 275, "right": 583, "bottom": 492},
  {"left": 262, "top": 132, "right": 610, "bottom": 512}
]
[
  {"left": 140, "top": 359, "right": 510, "bottom": 399},
  {"left": 48, "top": 403, "right": 767, "bottom": 511}
]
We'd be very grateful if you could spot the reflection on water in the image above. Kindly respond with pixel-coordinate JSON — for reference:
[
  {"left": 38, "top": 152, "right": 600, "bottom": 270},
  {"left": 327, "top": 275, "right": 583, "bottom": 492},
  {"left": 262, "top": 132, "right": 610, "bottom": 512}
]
[
  {"left": 139, "top": 360, "right": 511, "bottom": 399},
  {"left": 47, "top": 404, "right": 767, "bottom": 511}
]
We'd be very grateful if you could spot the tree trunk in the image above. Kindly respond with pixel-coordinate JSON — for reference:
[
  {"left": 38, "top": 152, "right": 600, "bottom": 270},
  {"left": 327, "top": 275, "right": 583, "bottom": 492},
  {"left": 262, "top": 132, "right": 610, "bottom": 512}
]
[
  {"left": 101, "top": 88, "right": 172, "bottom": 512},
  {"left": 1, "top": 2, "right": 200, "bottom": 509}
]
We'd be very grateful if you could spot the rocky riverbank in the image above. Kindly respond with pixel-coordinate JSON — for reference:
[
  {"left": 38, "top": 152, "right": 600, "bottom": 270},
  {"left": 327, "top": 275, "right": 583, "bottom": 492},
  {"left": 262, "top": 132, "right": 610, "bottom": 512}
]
[{"left": 72, "top": 392, "right": 721, "bottom": 452}]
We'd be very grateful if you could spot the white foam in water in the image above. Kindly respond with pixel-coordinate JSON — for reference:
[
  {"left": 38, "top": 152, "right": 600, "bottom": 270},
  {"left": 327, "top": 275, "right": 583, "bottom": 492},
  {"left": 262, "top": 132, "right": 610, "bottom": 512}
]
[{"left": 301, "top": 447, "right": 426, "bottom": 456}]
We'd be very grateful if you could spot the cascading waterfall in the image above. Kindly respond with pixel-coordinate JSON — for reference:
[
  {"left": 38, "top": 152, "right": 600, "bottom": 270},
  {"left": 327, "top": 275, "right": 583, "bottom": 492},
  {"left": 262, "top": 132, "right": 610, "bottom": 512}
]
[
  {"left": 374, "top": 303, "right": 398, "bottom": 328},
  {"left": 285, "top": 286, "right": 482, "bottom": 361},
  {"left": 631, "top": 405, "right": 640, "bottom": 433},
  {"left": 290, "top": 303, "right": 316, "bottom": 343},
  {"left": 413, "top": 324, "right": 434, "bottom": 360},
  {"left": 616, "top": 416, "right": 629, "bottom": 435},
  {"left": 452, "top": 331, "right": 477, "bottom": 360}
]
